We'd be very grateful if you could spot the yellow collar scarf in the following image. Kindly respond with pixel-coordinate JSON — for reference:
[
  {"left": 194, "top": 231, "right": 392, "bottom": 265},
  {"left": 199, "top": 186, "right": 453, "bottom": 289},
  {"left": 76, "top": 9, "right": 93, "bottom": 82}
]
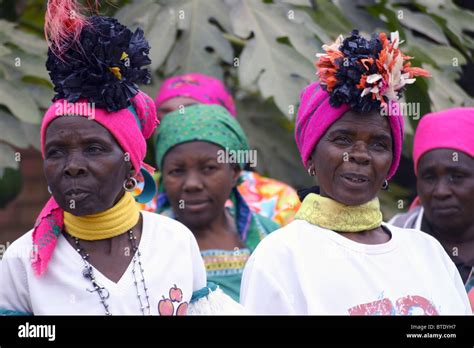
[
  {"left": 294, "top": 193, "right": 382, "bottom": 232},
  {"left": 64, "top": 192, "right": 140, "bottom": 240}
]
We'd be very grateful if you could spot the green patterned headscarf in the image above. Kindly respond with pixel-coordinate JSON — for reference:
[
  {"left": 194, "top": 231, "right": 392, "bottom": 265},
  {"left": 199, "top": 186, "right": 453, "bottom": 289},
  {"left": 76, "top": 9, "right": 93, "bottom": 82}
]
[
  {"left": 154, "top": 103, "right": 279, "bottom": 257},
  {"left": 155, "top": 104, "right": 249, "bottom": 169}
]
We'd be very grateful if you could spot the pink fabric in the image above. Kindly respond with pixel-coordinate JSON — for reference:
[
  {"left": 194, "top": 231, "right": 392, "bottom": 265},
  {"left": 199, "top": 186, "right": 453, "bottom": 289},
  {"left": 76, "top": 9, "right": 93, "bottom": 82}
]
[
  {"left": 155, "top": 73, "right": 236, "bottom": 117},
  {"left": 413, "top": 107, "right": 474, "bottom": 175},
  {"left": 409, "top": 196, "right": 421, "bottom": 210},
  {"left": 41, "top": 91, "right": 157, "bottom": 173},
  {"left": 295, "top": 82, "right": 404, "bottom": 180},
  {"left": 31, "top": 197, "right": 63, "bottom": 276},
  {"left": 33, "top": 91, "right": 158, "bottom": 276}
]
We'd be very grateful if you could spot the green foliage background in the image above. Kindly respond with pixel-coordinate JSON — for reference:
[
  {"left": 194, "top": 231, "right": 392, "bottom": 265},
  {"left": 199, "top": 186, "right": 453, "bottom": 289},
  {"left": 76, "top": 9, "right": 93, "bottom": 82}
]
[{"left": 0, "top": 0, "right": 473, "bottom": 217}]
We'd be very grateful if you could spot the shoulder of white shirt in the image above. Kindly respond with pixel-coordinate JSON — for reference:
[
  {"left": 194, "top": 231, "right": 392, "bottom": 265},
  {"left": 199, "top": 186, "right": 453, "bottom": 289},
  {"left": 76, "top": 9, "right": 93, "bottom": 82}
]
[
  {"left": 2, "top": 210, "right": 195, "bottom": 262},
  {"left": 140, "top": 210, "right": 196, "bottom": 242},
  {"left": 250, "top": 218, "right": 447, "bottom": 255}
]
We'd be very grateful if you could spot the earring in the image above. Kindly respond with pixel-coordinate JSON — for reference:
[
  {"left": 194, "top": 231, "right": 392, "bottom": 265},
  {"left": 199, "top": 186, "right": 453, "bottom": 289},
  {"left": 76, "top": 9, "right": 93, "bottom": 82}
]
[
  {"left": 382, "top": 179, "right": 389, "bottom": 190},
  {"left": 307, "top": 167, "right": 316, "bottom": 176},
  {"left": 123, "top": 177, "right": 138, "bottom": 192},
  {"left": 47, "top": 186, "right": 52, "bottom": 194}
]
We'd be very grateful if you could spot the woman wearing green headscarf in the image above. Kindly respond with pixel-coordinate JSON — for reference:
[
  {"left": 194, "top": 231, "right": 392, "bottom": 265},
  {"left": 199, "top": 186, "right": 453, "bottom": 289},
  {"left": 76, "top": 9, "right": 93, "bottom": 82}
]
[{"left": 155, "top": 104, "right": 279, "bottom": 302}]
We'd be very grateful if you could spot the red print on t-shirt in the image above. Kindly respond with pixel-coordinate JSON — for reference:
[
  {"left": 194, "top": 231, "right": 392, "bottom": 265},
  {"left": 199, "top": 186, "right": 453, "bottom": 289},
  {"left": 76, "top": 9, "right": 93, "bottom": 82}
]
[
  {"left": 348, "top": 295, "right": 439, "bottom": 315},
  {"left": 158, "top": 285, "right": 188, "bottom": 316}
]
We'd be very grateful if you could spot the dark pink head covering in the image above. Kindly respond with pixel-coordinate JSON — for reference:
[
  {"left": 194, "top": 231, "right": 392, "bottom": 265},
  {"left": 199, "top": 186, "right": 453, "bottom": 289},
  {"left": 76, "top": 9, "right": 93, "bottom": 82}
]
[
  {"left": 413, "top": 107, "right": 474, "bottom": 175},
  {"left": 155, "top": 72, "right": 236, "bottom": 117},
  {"left": 33, "top": 91, "right": 158, "bottom": 276},
  {"left": 295, "top": 82, "right": 404, "bottom": 180},
  {"left": 40, "top": 92, "right": 157, "bottom": 174}
]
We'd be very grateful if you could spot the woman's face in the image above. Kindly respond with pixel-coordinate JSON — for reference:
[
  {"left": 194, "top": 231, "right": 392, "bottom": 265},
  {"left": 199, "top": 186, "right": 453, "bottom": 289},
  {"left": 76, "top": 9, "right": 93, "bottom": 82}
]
[
  {"left": 162, "top": 141, "right": 240, "bottom": 230},
  {"left": 309, "top": 109, "right": 393, "bottom": 206},
  {"left": 417, "top": 149, "right": 474, "bottom": 234},
  {"left": 156, "top": 96, "right": 198, "bottom": 119},
  {"left": 44, "top": 116, "right": 131, "bottom": 216}
]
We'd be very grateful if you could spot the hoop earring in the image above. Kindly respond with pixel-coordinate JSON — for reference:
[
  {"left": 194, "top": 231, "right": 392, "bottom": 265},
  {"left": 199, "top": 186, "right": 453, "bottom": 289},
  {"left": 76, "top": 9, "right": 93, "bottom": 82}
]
[
  {"left": 382, "top": 179, "right": 389, "bottom": 190},
  {"left": 123, "top": 177, "right": 138, "bottom": 192},
  {"left": 307, "top": 167, "right": 315, "bottom": 176},
  {"left": 47, "top": 186, "right": 52, "bottom": 194}
]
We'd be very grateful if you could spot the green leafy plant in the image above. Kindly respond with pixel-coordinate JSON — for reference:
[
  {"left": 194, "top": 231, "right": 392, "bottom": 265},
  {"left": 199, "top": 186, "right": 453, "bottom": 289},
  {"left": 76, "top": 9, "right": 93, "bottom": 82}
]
[
  {"left": 0, "top": 18, "right": 52, "bottom": 205},
  {"left": 1, "top": 0, "right": 472, "bottom": 217}
]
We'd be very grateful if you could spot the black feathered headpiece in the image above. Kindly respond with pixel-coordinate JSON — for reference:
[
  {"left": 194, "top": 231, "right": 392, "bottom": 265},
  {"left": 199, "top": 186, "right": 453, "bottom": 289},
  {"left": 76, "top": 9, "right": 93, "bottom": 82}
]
[{"left": 46, "top": 11, "right": 151, "bottom": 112}]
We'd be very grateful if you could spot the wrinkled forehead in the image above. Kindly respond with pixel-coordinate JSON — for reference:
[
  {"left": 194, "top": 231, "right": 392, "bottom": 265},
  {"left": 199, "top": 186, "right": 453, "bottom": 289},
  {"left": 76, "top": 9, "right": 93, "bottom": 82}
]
[{"left": 44, "top": 115, "right": 120, "bottom": 148}]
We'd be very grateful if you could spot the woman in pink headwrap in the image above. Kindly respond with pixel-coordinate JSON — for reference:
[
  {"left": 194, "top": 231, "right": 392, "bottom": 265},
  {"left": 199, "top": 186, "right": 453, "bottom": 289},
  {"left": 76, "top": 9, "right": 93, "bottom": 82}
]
[
  {"left": 241, "top": 30, "right": 471, "bottom": 314},
  {"left": 0, "top": 0, "right": 242, "bottom": 315},
  {"left": 142, "top": 72, "right": 301, "bottom": 227},
  {"left": 390, "top": 107, "right": 474, "bottom": 311}
]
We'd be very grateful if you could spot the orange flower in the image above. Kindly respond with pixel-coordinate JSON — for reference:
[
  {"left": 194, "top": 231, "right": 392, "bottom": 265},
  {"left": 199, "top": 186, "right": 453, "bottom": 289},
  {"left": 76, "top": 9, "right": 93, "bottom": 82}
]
[
  {"left": 403, "top": 64, "right": 431, "bottom": 78},
  {"left": 316, "top": 54, "right": 341, "bottom": 92}
]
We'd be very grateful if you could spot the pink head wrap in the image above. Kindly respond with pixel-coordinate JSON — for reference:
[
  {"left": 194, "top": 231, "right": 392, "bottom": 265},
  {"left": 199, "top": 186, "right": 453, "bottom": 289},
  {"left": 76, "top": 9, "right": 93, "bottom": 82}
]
[
  {"left": 155, "top": 72, "right": 236, "bottom": 117},
  {"left": 295, "top": 82, "right": 404, "bottom": 180},
  {"left": 413, "top": 107, "right": 474, "bottom": 175},
  {"left": 40, "top": 92, "right": 157, "bottom": 174},
  {"left": 33, "top": 91, "right": 158, "bottom": 276}
]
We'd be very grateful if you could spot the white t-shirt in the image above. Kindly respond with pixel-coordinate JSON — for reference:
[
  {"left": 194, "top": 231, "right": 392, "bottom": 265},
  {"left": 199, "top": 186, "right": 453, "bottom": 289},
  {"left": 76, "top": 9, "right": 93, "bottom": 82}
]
[
  {"left": 240, "top": 219, "right": 471, "bottom": 315},
  {"left": 0, "top": 211, "right": 206, "bottom": 315}
]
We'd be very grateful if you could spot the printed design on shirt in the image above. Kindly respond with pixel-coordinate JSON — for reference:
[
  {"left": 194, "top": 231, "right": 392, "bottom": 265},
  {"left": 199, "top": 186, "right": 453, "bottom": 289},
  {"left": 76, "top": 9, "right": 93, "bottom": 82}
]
[
  {"left": 201, "top": 249, "right": 250, "bottom": 277},
  {"left": 158, "top": 285, "right": 188, "bottom": 316},
  {"left": 348, "top": 295, "right": 439, "bottom": 315}
]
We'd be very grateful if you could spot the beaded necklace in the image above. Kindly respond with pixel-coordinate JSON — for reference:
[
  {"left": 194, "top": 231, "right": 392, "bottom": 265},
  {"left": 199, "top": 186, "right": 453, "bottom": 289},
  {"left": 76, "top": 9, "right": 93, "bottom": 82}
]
[{"left": 69, "top": 229, "right": 151, "bottom": 315}]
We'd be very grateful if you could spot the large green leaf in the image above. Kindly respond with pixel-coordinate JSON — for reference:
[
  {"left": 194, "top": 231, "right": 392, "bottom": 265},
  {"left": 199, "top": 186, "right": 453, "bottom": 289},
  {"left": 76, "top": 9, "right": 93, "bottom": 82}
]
[
  {"left": 0, "top": 20, "right": 47, "bottom": 56},
  {"left": 236, "top": 97, "right": 312, "bottom": 189},
  {"left": 163, "top": 0, "right": 234, "bottom": 78},
  {"left": 267, "top": 6, "right": 326, "bottom": 63},
  {"left": 0, "top": 143, "right": 19, "bottom": 172},
  {"left": 115, "top": 0, "right": 161, "bottom": 29},
  {"left": 0, "top": 80, "right": 41, "bottom": 124},
  {"left": 418, "top": 1, "right": 474, "bottom": 51},
  {"left": 0, "top": 49, "right": 49, "bottom": 80},
  {"left": 277, "top": 0, "right": 312, "bottom": 5},
  {"left": 391, "top": 6, "right": 448, "bottom": 45},
  {"left": 115, "top": 1, "right": 177, "bottom": 71},
  {"left": 229, "top": 0, "right": 314, "bottom": 117},
  {"left": 0, "top": 45, "right": 12, "bottom": 57},
  {"left": 0, "top": 110, "right": 29, "bottom": 149},
  {"left": 332, "top": 0, "right": 383, "bottom": 34},
  {"left": 293, "top": 9, "right": 332, "bottom": 44},
  {"left": 21, "top": 81, "right": 54, "bottom": 110},
  {"left": 19, "top": 122, "right": 41, "bottom": 150},
  {"left": 405, "top": 36, "right": 466, "bottom": 68},
  {"left": 0, "top": 167, "right": 22, "bottom": 209},
  {"left": 427, "top": 66, "right": 474, "bottom": 111},
  {"left": 146, "top": 7, "right": 178, "bottom": 70}
]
